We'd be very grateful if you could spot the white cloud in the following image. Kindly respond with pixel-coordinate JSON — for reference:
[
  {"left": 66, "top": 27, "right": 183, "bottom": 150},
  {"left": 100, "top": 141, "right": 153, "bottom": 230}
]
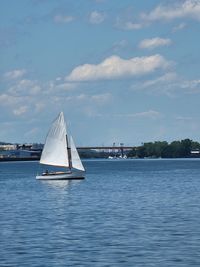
[
  {"left": 90, "top": 110, "right": 161, "bottom": 120},
  {"left": 175, "top": 116, "right": 193, "bottom": 121},
  {"left": 180, "top": 79, "right": 200, "bottom": 89},
  {"left": 141, "top": 72, "right": 178, "bottom": 89},
  {"left": 121, "top": 21, "right": 144, "bottom": 30},
  {"left": 56, "top": 77, "right": 62, "bottom": 81},
  {"left": 132, "top": 72, "right": 200, "bottom": 96},
  {"left": 139, "top": 37, "right": 172, "bottom": 49},
  {"left": 54, "top": 14, "right": 74, "bottom": 23},
  {"left": 54, "top": 82, "right": 76, "bottom": 91},
  {"left": 66, "top": 54, "right": 171, "bottom": 82},
  {"left": 112, "top": 40, "right": 128, "bottom": 52},
  {"left": 0, "top": 93, "right": 31, "bottom": 117},
  {"left": 13, "top": 106, "right": 28, "bottom": 116},
  {"left": 89, "top": 11, "right": 105, "bottom": 24},
  {"left": 8, "top": 79, "right": 41, "bottom": 96},
  {"left": 117, "top": 1, "right": 199, "bottom": 30},
  {"left": 4, "top": 69, "right": 27, "bottom": 80},
  {"left": 142, "top": 0, "right": 200, "bottom": 22},
  {"left": 65, "top": 93, "right": 112, "bottom": 105},
  {"left": 91, "top": 93, "right": 111, "bottom": 104},
  {"left": 0, "top": 94, "right": 18, "bottom": 105},
  {"left": 128, "top": 110, "right": 161, "bottom": 119},
  {"left": 115, "top": 7, "right": 148, "bottom": 31},
  {"left": 35, "top": 102, "right": 46, "bottom": 112},
  {"left": 172, "top": 22, "right": 187, "bottom": 32}
]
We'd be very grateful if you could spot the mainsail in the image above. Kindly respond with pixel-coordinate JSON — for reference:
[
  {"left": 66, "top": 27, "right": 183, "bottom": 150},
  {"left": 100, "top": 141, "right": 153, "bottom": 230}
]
[
  {"left": 40, "top": 112, "right": 69, "bottom": 167},
  {"left": 70, "top": 136, "right": 85, "bottom": 171}
]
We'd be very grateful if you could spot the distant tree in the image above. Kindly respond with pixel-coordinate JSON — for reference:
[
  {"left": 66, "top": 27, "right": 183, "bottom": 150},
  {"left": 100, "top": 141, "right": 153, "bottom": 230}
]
[
  {"left": 180, "top": 139, "right": 192, "bottom": 157},
  {"left": 143, "top": 142, "right": 155, "bottom": 157},
  {"left": 136, "top": 146, "right": 146, "bottom": 158},
  {"left": 161, "top": 145, "right": 174, "bottom": 158},
  {"left": 127, "top": 148, "right": 137, "bottom": 158},
  {"left": 127, "top": 138, "right": 200, "bottom": 158},
  {"left": 169, "top": 141, "right": 182, "bottom": 157},
  {"left": 155, "top": 141, "right": 168, "bottom": 157},
  {"left": 191, "top": 141, "right": 200, "bottom": 150}
]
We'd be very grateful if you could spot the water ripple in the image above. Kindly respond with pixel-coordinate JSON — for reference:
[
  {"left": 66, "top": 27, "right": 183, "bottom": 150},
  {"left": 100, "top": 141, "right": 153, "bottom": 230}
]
[{"left": 0, "top": 159, "right": 200, "bottom": 266}]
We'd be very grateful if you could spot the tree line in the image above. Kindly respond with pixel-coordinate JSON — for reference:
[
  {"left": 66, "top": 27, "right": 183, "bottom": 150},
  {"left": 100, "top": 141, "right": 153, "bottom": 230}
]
[{"left": 128, "top": 139, "right": 200, "bottom": 158}]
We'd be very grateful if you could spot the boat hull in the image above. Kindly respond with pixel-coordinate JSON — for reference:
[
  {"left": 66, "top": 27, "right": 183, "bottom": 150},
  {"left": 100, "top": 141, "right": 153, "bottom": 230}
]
[{"left": 36, "top": 171, "right": 85, "bottom": 180}]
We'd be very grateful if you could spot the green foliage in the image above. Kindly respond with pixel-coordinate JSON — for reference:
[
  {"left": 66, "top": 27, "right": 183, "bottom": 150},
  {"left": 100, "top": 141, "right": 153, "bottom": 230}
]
[{"left": 128, "top": 139, "right": 199, "bottom": 158}]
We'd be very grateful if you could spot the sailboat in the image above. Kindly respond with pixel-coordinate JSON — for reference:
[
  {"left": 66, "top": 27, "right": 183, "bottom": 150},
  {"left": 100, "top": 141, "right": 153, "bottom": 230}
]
[{"left": 36, "top": 112, "right": 85, "bottom": 180}]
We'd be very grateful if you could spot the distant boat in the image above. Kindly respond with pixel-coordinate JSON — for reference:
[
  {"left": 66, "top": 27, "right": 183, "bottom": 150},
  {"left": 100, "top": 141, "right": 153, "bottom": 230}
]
[
  {"left": 36, "top": 112, "right": 85, "bottom": 180},
  {"left": 108, "top": 155, "right": 127, "bottom": 159}
]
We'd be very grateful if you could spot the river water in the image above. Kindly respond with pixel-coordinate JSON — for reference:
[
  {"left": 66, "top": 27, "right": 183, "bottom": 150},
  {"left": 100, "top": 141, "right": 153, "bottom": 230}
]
[{"left": 0, "top": 159, "right": 200, "bottom": 266}]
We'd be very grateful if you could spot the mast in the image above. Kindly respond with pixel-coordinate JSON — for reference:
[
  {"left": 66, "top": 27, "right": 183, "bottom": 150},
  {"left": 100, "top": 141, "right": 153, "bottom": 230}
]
[{"left": 66, "top": 134, "right": 72, "bottom": 170}]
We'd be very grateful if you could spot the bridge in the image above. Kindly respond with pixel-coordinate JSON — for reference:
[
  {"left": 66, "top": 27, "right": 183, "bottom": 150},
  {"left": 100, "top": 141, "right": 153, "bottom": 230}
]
[
  {"left": 17, "top": 144, "right": 135, "bottom": 151},
  {"left": 17, "top": 144, "right": 135, "bottom": 157},
  {"left": 77, "top": 146, "right": 135, "bottom": 157},
  {"left": 76, "top": 146, "right": 134, "bottom": 150}
]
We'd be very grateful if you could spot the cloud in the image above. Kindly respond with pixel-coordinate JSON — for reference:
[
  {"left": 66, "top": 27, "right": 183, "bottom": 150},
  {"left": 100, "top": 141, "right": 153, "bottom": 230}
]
[
  {"left": 141, "top": 72, "right": 178, "bottom": 89},
  {"left": 118, "top": 21, "right": 144, "bottom": 30},
  {"left": 13, "top": 106, "right": 28, "bottom": 116},
  {"left": 0, "top": 94, "right": 21, "bottom": 106},
  {"left": 175, "top": 116, "right": 193, "bottom": 121},
  {"left": 90, "top": 110, "right": 161, "bottom": 120},
  {"left": 115, "top": 110, "right": 161, "bottom": 119},
  {"left": 128, "top": 110, "right": 161, "bottom": 119},
  {"left": 180, "top": 79, "right": 200, "bottom": 89},
  {"left": 115, "top": 6, "right": 148, "bottom": 30},
  {"left": 54, "top": 14, "right": 74, "bottom": 23},
  {"left": 0, "top": 93, "right": 32, "bottom": 117},
  {"left": 66, "top": 54, "right": 171, "bottom": 82},
  {"left": 142, "top": 0, "right": 200, "bottom": 22},
  {"left": 53, "top": 82, "right": 76, "bottom": 91},
  {"left": 139, "top": 37, "right": 172, "bottom": 49},
  {"left": 172, "top": 22, "right": 187, "bottom": 32},
  {"left": 8, "top": 79, "right": 41, "bottom": 96},
  {"left": 89, "top": 11, "right": 105, "bottom": 24},
  {"left": 91, "top": 93, "right": 111, "bottom": 104},
  {"left": 0, "top": 93, "right": 30, "bottom": 116},
  {"left": 4, "top": 69, "right": 27, "bottom": 80},
  {"left": 116, "top": 1, "right": 198, "bottom": 30},
  {"left": 66, "top": 93, "right": 112, "bottom": 105},
  {"left": 112, "top": 40, "right": 129, "bottom": 52},
  {"left": 132, "top": 71, "right": 200, "bottom": 96},
  {"left": 35, "top": 102, "right": 46, "bottom": 112}
]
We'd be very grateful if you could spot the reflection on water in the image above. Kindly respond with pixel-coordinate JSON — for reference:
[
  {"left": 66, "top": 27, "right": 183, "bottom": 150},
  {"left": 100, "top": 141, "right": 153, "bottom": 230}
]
[
  {"left": 42, "top": 180, "right": 71, "bottom": 189},
  {"left": 41, "top": 179, "right": 82, "bottom": 190}
]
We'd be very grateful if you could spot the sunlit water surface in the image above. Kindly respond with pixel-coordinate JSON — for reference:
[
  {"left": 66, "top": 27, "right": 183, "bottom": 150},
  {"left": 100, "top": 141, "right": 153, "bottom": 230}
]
[{"left": 1, "top": 159, "right": 200, "bottom": 266}]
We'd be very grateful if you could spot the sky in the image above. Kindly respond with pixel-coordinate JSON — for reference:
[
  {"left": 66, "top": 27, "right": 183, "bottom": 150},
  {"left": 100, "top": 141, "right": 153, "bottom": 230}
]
[{"left": 1, "top": 0, "right": 200, "bottom": 146}]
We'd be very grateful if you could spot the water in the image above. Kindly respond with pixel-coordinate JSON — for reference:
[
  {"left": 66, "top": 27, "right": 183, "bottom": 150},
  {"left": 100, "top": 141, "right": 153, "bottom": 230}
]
[{"left": 1, "top": 159, "right": 200, "bottom": 266}]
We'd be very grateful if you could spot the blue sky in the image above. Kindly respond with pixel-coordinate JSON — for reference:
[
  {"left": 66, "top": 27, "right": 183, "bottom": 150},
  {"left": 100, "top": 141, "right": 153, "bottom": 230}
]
[{"left": 1, "top": 0, "right": 200, "bottom": 146}]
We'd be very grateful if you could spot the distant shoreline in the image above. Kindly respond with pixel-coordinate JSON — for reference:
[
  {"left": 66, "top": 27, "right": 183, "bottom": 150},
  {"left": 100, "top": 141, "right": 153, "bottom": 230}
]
[
  {"left": 0, "top": 157, "right": 40, "bottom": 162},
  {"left": 0, "top": 156, "right": 200, "bottom": 162}
]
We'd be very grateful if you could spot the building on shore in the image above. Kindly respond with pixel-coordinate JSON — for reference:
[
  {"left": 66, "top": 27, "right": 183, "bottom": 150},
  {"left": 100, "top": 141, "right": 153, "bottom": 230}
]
[{"left": 0, "top": 144, "right": 17, "bottom": 150}]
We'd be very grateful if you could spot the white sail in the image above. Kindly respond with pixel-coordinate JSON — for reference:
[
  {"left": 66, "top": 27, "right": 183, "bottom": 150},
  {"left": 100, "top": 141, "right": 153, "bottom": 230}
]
[
  {"left": 70, "top": 136, "right": 85, "bottom": 171},
  {"left": 40, "top": 112, "right": 69, "bottom": 167}
]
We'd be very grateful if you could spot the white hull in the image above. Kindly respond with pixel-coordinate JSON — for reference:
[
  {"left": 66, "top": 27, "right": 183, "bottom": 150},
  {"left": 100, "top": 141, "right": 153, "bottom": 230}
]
[{"left": 36, "top": 171, "right": 85, "bottom": 180}]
